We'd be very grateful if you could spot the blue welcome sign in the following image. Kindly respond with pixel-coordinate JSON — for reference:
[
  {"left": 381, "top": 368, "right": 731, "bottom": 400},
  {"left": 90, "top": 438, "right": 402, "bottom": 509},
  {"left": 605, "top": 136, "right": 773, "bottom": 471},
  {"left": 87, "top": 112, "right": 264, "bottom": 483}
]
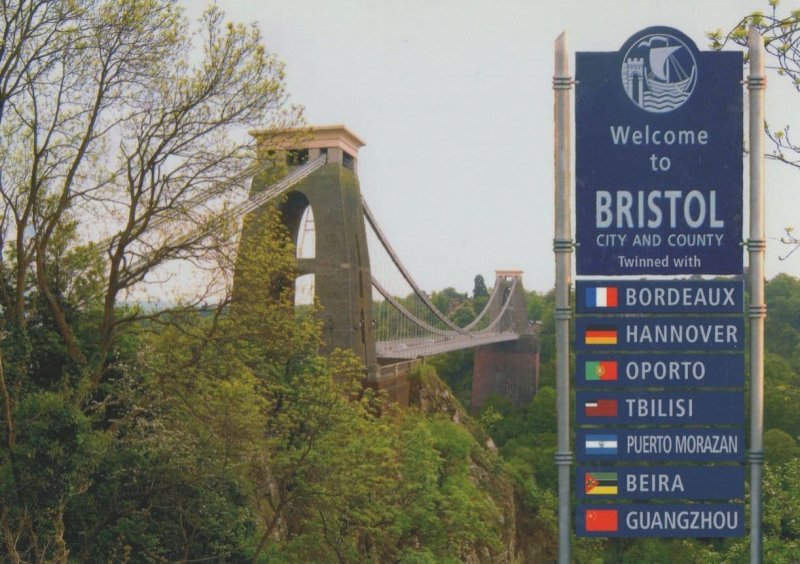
[{"left": 575, "top": 27, "right": 743, "bottom": 275}]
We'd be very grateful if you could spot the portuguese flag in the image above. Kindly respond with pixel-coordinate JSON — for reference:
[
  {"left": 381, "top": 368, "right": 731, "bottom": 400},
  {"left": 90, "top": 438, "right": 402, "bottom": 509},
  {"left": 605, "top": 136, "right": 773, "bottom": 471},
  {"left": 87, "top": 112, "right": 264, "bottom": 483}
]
[
  {"left": 585, "top": 360, "right": 618, "bottom": 381},
  {"left": 585, "top": 471, "right": 618, "bottom": 495}
]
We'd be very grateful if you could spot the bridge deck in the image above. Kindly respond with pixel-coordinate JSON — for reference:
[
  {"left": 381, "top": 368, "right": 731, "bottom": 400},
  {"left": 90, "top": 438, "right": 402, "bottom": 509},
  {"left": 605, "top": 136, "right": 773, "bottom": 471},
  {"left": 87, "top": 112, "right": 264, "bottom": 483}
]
[{"left": 376, "top": 332, "right": 519, "bottom": 359}]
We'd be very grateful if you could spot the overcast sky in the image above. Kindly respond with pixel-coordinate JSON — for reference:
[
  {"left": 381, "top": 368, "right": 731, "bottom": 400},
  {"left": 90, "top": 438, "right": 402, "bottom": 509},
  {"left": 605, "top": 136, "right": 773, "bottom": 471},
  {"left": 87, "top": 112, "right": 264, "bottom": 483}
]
[{"left": 179, "top": 0, "right": 799, "bottom": 293}]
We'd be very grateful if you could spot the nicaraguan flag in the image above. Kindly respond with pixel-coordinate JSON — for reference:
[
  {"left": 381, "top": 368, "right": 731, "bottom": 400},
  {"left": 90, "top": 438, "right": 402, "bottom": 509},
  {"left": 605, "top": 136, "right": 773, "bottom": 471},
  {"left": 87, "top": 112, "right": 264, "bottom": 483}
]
[
  {"left": 586, "top": 286, "right": 618, "bottom": 308},
  {"left": 585, "top": 434, "right": 618, "bottom": 455}
]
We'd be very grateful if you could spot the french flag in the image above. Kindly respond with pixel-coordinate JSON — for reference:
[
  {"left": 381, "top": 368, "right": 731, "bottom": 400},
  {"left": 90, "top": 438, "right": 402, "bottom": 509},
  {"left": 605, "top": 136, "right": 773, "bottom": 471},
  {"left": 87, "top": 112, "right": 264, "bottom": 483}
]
[{"left": 586, "top": 286, "right": 618, "bottom": 308}]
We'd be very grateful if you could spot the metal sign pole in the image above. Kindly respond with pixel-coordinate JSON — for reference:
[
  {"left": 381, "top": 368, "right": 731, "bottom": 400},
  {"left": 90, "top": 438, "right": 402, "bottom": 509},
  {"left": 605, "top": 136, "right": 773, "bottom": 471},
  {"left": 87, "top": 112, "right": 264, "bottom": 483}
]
[
  {"left": 553, "top": 31, "right": 574, "bottom": 564},
  {"left": 747, "top": 27, "right": 766, "bottom": 564}
]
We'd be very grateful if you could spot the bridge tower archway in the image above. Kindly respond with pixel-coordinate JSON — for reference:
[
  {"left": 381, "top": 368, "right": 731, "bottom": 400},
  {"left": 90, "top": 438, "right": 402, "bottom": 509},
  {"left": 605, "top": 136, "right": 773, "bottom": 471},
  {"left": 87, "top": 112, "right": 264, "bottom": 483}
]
[
  {"left": 471, "top": 271, "right": 540, "bottom": 412},
  {"left": 248, "top": 125, "right": 377, "bottom": 374},
  {"left": 241, "top": 126, "right": 537, "bottom": 407}
]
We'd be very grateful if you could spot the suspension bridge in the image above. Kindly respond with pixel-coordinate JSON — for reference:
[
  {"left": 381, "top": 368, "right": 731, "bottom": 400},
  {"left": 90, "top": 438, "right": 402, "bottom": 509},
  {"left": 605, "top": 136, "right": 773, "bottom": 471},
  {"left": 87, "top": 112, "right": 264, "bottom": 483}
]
[{"left": 243, "top": 125, "right": 539, "bottom": 408}]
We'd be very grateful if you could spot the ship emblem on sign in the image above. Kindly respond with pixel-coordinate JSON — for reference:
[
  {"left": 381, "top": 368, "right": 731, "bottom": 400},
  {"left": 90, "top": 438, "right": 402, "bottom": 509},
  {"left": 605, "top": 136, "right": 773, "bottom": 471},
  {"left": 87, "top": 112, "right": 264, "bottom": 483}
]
[{"left": 621, "top": 33, "right": 697, "bottom": 113}]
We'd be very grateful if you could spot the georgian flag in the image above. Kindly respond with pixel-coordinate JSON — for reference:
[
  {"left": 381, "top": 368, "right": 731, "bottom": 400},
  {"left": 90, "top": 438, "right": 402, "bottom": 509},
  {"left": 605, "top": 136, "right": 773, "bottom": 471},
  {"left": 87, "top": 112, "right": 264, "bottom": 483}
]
[{"left": 584, "top": 399, "right": 618, "bottom": 417}]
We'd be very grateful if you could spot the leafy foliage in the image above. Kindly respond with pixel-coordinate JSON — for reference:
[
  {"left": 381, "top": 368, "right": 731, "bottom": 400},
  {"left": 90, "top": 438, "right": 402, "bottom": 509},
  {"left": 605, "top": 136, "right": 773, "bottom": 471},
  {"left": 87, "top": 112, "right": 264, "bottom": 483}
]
[
  {"left": 10, "top": 0, "right": 800, "bottom": 560},
  {"left": 0, "top": 0, "right": 304, "bottom": 559},
  {"left": 473, "top": 274, "right": 489, "bottom": 298},
  {"left": 710, "top": 1, "right": 800, "bottom": 258},
  {"left": 0, "top": 2, "right": 535, "bottom": 558}
]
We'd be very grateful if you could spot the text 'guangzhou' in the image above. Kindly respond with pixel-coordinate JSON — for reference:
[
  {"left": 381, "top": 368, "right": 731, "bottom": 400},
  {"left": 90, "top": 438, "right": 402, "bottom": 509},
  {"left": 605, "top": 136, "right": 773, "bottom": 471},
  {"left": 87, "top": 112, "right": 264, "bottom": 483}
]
[{"left": 626, "top": 510, "right": 738, "bottom": 531}]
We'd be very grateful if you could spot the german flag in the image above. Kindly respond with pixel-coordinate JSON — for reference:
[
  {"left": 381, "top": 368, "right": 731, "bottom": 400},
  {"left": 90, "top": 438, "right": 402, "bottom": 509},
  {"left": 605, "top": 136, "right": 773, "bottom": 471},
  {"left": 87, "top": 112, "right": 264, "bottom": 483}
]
[
  {"left": 584, "top": 326, "right": 618, "bottom": 346},
  {"left": 585, "top": 471, "right": 618, "bottom": 495}
]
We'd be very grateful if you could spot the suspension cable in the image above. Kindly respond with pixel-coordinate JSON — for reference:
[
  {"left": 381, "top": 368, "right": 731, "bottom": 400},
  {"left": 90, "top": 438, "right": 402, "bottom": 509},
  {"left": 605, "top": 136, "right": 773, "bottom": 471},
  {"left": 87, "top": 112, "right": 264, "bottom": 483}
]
[
  {"left": 372, "top": 279, "right": 456, "bottom": 337},
  {"left": 361, "top": 197, "right": 469, "bottom": 334}
]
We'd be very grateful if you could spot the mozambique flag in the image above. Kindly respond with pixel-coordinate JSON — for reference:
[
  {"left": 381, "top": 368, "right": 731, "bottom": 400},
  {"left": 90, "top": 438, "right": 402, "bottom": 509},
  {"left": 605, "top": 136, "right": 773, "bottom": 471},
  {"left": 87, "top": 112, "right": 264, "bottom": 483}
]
[
  {"left": 585, "top": 509, "right": 619, "bottom": 532},
  {"left": 584, "top": 399, "right": 618, "bottom": 417},
  {"left": 585, "top": 360, "right": 618, "bottom": 381},
  {"left": 585, "top": 471, "right": 618, "bottom": 495},
  {"left": 584, "top": 326, "right": 618, "bottom": 346}
]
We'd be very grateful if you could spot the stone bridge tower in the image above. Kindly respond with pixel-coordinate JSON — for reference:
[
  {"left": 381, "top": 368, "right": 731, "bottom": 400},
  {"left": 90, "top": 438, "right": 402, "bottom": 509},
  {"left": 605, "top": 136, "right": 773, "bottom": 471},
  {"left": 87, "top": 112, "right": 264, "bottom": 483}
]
[
  {"left": 471, "top": 271, "right": 540, "bottom": 412},
  {"left": 248, "top": 125, "right": 378, "bottom": 374},
  {"left": 243, "top": 127, "right": 538, "bottom": 407}
]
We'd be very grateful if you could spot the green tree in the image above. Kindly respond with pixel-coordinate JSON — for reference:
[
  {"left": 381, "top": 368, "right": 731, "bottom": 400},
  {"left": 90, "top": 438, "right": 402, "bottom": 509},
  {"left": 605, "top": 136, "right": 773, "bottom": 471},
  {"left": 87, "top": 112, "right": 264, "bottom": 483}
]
[
  {"left": 473, "top": 274, "right": 489, "bottom": 298},
  {"left": 765, "top": 274, "right": 800, "bottom": 374},
  {"left": 765, "top": 428, "right": 800, "bottom": 465},
  {"left": 710, "top": 3, "right": 800, "bottom": 258},
  {"left": 0, "top": 1, "right": 301, "bottom": 559},
  {"left": 57, "top": 198, "right": 386, "bottom": 562},
  {"left": 449, "top": 301, "right": 476, "bottom": 326},
  {"left": 762, "top": 275, "right": 800, "bottom": 440},
  {"left": 527, "top": 289, "right": 557, "bottom": 388},
  {"left": 431, "top": 287, "right": 467, "bottom": 316},
  {"left": 427, "top": 349, "right": 474, "bottom": 406},
  {"left": 699, "top": 459, "right": 800, "bottom": 562}
]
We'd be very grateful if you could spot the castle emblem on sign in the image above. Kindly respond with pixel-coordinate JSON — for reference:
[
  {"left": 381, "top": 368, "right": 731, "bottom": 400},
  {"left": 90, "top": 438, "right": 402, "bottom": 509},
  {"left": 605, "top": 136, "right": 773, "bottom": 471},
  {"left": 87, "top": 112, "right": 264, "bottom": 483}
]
[{"left": 621, "top": 33, "right": 697, "bottom": 113}]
